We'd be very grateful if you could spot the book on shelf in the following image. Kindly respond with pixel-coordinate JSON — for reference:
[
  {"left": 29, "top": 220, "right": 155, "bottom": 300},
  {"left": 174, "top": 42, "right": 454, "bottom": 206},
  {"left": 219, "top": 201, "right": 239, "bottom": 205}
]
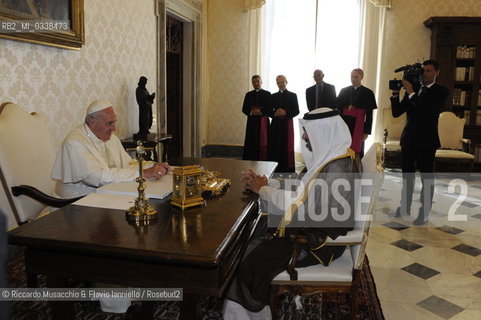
[
  {"left": 452, "top": 89, "right": 469, "bottom": 106},
  {"left": 477, "top": 110, "right": 481, "bottom": 126},
  {"left": 456, "top": 45, "right": 476, "bottom": 59},
  {"left": 469, "top": 67, "right": 475, "bottom": 81},
  {"left": 455, "top": 67, "right": 475, "bottom": 81},
  {"left": 455, "top": 67, "right": 466, "bottom": 81},
  {"left": 478, "top": 90, "right": 481, "bottom": 106}
]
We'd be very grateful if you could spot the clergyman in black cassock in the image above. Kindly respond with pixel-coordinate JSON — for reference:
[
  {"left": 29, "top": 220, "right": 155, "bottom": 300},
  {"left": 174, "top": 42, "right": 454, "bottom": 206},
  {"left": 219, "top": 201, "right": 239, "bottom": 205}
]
[
  {"left": 267, "top": 75, "right": 299, "bottom": 173},
  {"left": 305, "top": 69, "right": 337, "bottom": 111},
  {"left": 337, "top": 68, "right": 377, "bottom": 155},
  {"left": 242, "top": 75, "right": 272, "bottom": 161}
]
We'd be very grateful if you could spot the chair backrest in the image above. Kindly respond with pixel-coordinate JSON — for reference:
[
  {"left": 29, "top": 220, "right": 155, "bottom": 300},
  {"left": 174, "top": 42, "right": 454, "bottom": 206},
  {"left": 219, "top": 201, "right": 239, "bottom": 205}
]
[
  {"left": 438, "top": 111, "right": 465, "bottom": 150},
  {"left": 383, "top": 108, "right": 406, "bottom": 141},
  {"left": 351, "top": 142, "right": 384, "bottom": 269},
  {"left": 0, "top": 103, "right": 56, "bottom": 225}
]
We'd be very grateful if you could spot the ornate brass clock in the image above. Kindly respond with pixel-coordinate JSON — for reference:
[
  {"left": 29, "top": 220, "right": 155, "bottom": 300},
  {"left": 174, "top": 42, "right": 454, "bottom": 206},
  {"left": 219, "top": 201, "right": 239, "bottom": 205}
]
[{"left": 171, "top": 165, "right": 204, "bottom": 209}]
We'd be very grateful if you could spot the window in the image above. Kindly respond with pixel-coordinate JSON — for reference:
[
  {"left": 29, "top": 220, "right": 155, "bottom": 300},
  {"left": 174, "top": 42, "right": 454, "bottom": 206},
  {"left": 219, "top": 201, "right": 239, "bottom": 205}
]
[{"left": 262, "top": 0, "right": 364, "bottom": 112}]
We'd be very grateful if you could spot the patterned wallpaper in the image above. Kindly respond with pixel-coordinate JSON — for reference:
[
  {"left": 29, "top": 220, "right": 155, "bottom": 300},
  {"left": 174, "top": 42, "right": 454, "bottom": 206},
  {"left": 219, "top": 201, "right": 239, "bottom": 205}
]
[
  {"left": 206, "top": 0, "right": 249, "bottom": 146},
  {"left": 375, "top": 0, "right": 481, "bottom": 140},
  {"left": 0, "top": 0, "right": 157, "bottom": 150}
]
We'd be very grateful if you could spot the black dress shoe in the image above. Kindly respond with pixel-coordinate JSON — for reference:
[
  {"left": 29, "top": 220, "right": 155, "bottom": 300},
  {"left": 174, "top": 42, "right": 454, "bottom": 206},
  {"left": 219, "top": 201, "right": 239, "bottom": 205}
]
[
  {"left": 413, "top": 208, "right": 429, "bottom": 225},
  {"left": 393, "top": 206, "right": 410, "bottom": 217}
]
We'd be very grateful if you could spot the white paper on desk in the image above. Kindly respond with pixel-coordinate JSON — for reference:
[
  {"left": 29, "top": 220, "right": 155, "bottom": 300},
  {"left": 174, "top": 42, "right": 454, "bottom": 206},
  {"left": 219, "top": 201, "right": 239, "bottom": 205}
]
[
  {"left": 72, "top": 193, "right": 136, "bottom": 210},
  {"left": 96, "top": 174, "right": 173, "bottom": 199}
]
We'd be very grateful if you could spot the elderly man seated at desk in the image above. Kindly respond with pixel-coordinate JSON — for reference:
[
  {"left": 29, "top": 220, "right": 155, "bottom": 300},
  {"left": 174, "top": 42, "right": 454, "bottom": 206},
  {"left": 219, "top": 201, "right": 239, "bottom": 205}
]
[
  {"left": 51, "top": 99, "right": 170, "bottom": 314},
  {"left": 52, "top": 99, "right": 170, "bottom": 198},
  {"left": 223, "top": 107, "right": 361, "bottom": 319}
]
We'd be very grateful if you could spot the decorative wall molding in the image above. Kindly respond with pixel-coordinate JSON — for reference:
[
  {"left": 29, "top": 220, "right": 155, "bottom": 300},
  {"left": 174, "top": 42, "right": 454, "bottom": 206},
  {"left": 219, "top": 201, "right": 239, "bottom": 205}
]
[
  {"left": 369, "top": 0, "right": 392, "bottom": 8},
  {"left": 244, "top": 0, "right": 265, "bottom": 11},
  {"left": 157, "top": 0, "right": 203, "bottom": 157}
]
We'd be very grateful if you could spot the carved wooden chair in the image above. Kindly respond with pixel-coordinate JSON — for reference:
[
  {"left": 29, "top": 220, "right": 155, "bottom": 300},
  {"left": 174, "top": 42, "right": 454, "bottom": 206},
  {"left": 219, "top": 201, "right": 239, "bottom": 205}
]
[
  {"left": 0, "top": 102, "right": 81, "bottom": 230},
  {"left": 435, "top": 111, "right": 475, "bottom": 172},
  {"left": 383, "top": 108, "right": 405, "bottom": 168},
  {"left": 270, "top": 143, "right": 384, "bottom": 320}
]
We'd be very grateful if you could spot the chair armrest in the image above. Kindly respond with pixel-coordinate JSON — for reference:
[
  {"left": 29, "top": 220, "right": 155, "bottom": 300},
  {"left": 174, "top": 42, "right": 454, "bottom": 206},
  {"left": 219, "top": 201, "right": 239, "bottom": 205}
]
[
  {"left": 461, "top": 138, "right": 472, "bottom": 153},
  {"left": 11, "top": 185, "right": 83, "bottom": 208}
]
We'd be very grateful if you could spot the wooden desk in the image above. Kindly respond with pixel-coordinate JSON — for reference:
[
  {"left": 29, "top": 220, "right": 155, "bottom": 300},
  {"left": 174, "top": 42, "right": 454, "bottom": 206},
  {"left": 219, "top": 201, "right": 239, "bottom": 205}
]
[
  {"left": 121, "top": 133, "right": 172, "bottom": 162},
  {"left": 9, "top": 158, "right": 277, "bottom": 319}
]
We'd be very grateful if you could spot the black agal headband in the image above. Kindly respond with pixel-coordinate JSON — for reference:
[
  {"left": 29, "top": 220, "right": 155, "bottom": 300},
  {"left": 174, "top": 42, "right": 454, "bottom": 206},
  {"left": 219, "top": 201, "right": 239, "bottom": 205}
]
[{"left": 302, "top": 109, "right": 340, "bottom": 120}]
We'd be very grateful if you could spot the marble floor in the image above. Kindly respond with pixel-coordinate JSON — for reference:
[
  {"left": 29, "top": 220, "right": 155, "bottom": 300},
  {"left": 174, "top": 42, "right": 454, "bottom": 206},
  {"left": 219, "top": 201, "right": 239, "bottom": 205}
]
[{"left": 366, "top": 170, "right": 481, "bottom": 320}]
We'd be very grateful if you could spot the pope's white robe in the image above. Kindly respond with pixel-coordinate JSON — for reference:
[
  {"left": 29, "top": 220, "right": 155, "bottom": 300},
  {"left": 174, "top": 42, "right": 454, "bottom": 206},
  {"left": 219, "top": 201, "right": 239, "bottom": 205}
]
[{"left": 52, "top": 124, "right": 139, "bottom": 198}]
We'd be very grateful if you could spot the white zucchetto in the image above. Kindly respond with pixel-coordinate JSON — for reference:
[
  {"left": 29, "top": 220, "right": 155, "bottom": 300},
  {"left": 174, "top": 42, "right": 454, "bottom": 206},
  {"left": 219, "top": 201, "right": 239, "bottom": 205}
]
[{"left": 86, "top": 99, "right": 113, "bottom": 116}]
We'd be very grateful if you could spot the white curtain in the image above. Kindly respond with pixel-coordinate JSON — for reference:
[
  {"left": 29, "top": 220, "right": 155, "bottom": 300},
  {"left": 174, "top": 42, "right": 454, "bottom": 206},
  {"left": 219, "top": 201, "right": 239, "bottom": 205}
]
[
  {"left": 361, "top": 2, "right": 387, "bottom": 145},
  {"left": 262, "top": 0, "right": 365, "bottom": 154},
  {"left": 247, "top": 7, "right": 264, "bottom": 88}
]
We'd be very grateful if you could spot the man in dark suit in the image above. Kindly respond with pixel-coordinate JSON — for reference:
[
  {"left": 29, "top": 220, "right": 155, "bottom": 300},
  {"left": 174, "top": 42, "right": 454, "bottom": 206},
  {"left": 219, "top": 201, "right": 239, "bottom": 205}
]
[
  {"left": 305, "top": 69, "right": 337, "bottom": 111},
  {"left": 390, "top": 60, "right": 449, "bottom": 225},
  {"left": 268, "top": 75, "right": 299, "bottom": 173}
]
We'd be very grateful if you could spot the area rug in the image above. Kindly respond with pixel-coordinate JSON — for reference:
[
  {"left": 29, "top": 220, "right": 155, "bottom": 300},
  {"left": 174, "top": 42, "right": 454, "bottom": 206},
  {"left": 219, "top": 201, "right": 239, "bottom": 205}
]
[{"left": 7, "top": 255, "right": 384, "bottom": 319}]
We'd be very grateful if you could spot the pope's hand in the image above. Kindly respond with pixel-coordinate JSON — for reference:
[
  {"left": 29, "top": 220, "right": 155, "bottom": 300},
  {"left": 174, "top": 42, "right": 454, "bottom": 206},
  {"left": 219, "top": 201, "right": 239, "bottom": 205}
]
[{"left": 144, "top": 162, "right": 171, "bottom": 179}]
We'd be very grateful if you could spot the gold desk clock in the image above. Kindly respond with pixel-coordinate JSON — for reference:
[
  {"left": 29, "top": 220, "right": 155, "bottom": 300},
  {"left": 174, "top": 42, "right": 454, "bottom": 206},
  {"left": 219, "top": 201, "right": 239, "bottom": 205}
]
[
  {"left": 126, "top": 141, "right": 158, "bottom": 222},
  {"left": 171, "top": 165, "right": 205, "bottom": 209}
]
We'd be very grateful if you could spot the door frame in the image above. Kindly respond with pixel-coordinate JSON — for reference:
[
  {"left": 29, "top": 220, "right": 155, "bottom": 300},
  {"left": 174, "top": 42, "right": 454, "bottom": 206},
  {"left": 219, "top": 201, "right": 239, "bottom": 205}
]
[{"left": 155, "top": 0, "right": 203, "bottom": 157}]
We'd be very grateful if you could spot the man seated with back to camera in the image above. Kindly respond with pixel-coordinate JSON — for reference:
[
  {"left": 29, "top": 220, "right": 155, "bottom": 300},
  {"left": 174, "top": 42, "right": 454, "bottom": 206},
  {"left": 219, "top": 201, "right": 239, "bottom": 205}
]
[
  {"left": 52, "top": 99, "right": 170, "bottom": 199},
  {"left": 223, "top": 107, "right": 361, "bottom": 319}
]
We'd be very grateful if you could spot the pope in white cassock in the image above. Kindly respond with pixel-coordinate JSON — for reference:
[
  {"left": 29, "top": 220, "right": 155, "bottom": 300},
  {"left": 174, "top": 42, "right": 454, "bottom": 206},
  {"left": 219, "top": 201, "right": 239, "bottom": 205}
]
[
  {"left": 223, "top": 107, "right": 361, "bottom": 320},
  {"left": 52, "top": 99, "right": 170, "bottom": 199}
]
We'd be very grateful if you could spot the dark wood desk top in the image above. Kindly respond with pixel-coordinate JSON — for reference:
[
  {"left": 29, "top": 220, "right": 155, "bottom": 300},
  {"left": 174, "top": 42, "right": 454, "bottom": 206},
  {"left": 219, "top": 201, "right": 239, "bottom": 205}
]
[{"left": 9, "top": 158, "right": 277, "bottom": 269}]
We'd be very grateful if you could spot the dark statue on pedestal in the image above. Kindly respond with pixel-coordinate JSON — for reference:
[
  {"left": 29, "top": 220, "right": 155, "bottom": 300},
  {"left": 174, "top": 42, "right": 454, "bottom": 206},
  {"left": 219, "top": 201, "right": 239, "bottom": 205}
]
[{"left": 135, "top": 76, "right": 155, "bottom": 140}]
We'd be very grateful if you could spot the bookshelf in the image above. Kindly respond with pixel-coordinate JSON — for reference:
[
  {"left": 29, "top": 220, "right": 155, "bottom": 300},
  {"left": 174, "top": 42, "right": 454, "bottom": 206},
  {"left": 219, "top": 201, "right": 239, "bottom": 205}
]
[{"left": 424, "top": 17, "right": 481, "bottom": 164}]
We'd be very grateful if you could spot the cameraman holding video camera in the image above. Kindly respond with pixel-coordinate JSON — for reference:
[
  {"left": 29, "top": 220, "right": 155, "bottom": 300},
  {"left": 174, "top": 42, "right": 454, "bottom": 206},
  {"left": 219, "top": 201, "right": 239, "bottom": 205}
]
[{"left": 390, "top": 59, "right": 449, "bottom": 225}]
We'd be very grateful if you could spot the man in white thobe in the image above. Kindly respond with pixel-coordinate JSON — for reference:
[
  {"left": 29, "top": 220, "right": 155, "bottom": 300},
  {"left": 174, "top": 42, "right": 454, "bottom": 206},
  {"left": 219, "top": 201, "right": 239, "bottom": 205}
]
[
  {"left": 223, "top": 108, "right": 359, "bottom": 319},
  {"left": 52, "top": 99, "right": 170, "bottom": 198}
]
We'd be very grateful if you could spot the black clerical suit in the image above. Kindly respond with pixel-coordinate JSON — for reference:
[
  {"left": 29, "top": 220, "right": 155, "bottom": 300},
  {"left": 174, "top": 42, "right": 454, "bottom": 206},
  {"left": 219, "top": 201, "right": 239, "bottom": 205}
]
[
  {"left": 337, "top": 85, "right": 377, "bottom": 155},
  {"left": 242, "top": 89, "right": 272, "bottom": 160},
  {"left": 305, "top": 82, "right": 337, "bottom": 111},
  {"left": 390, "top": 83, "right": 449, "bottom": 221},
  {"left": 267, "top": 90, "right": 299, "bottom": 172}
]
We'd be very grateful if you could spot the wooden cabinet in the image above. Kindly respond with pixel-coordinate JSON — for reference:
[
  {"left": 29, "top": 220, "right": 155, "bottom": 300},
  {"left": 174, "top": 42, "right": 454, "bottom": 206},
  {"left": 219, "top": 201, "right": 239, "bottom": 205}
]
[{"left": 424, "top": 17, "right": 481, "bottom": 145}]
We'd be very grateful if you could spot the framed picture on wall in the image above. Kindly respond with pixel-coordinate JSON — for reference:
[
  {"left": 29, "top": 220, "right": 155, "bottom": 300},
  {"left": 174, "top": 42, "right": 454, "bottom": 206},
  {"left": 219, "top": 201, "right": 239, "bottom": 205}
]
[{"left": 0, "top": 0, "right": 84, "bottom": 49}]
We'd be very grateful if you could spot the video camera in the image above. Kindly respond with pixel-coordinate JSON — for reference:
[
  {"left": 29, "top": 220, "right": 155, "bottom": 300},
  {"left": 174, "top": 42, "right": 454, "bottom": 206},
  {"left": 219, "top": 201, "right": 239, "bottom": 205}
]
[{"left": 389, "top": 63, "right": 424, "bottom": 91}]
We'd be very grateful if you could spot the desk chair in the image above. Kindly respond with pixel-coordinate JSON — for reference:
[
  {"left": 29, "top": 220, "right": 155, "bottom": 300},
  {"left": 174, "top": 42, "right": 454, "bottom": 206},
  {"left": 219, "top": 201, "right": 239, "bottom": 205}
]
[
  {"left": 0, "top": 102, "right": 82, "bottom": 286},
  {"left": 0, "top": 103, "right": 81, "bottom": 227},
  {"left": 383, "top": 108, "right": 405, "bottom": 168},
  {"left": 270, "top": 143, "right": 384, "bottom": 320},
  {"left": 435, "top": 112, "right": 475, "bottom": 171}
]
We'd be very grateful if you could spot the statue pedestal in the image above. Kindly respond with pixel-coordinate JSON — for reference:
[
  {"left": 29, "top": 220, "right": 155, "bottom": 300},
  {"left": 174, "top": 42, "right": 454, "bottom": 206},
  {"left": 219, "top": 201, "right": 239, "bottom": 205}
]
[
  {"left": 133, "top": 133, "right": 156, "bottom": 141},
  {"left": 122, "top": 133, "right": 173, "bottom": 162}
]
